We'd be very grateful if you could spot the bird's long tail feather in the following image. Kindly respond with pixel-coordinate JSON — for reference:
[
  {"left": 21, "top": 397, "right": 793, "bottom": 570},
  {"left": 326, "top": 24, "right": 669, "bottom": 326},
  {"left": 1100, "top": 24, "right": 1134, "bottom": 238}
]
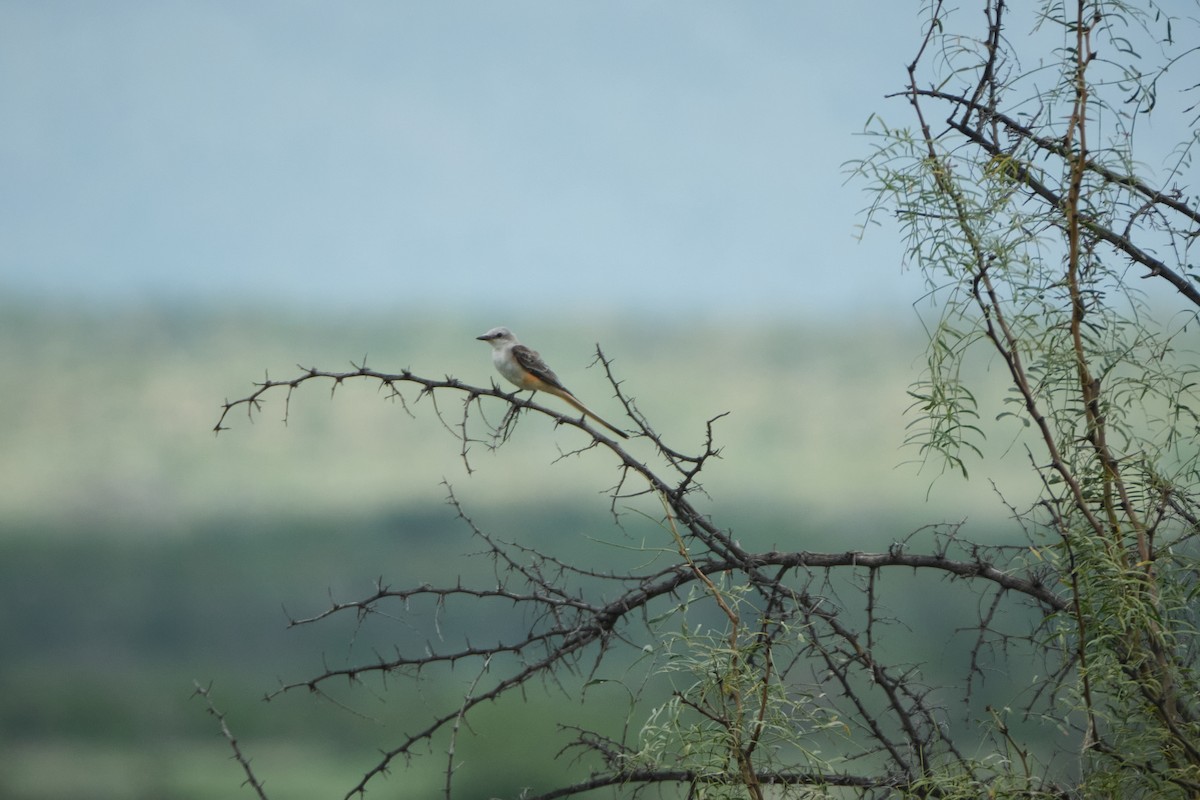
[{"left": 548, "top": 387, "right": 629, "bottom": 439}]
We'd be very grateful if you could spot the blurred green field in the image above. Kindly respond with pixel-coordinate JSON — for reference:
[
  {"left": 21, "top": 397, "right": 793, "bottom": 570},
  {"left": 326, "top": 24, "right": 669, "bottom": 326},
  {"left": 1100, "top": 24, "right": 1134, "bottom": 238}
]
[
  {"left": 0, "top": 301, "right": 1034, "bottom": 528},
  {"left": 0, "top": 301, "right": 1040, "bottom": 799}
]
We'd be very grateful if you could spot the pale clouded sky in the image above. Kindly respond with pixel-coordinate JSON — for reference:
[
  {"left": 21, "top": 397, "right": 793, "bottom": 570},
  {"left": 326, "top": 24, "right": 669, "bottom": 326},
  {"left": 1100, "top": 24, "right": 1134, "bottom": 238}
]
[{"left": 0, "top": 2, "right": 929, "bottom": 316}]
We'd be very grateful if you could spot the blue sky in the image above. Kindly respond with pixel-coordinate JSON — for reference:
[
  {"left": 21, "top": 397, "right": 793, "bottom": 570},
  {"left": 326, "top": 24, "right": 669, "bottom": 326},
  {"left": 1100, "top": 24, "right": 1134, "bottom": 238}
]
[{"left": 0, "top": 2, "right": 927, "bottom": 316}]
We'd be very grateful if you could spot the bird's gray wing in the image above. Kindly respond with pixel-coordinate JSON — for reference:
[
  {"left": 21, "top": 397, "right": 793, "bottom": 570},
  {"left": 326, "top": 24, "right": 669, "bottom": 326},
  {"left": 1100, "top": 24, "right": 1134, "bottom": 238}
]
[{"left": 512, "top": 344, "right": 568, "bottom": 392}]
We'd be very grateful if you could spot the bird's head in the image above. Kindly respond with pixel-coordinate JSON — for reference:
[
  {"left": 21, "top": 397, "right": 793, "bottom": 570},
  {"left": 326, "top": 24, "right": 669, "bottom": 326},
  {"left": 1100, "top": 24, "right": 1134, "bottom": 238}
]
[{"left": 476, "top": 327, "right": 516, "bottom": 346}]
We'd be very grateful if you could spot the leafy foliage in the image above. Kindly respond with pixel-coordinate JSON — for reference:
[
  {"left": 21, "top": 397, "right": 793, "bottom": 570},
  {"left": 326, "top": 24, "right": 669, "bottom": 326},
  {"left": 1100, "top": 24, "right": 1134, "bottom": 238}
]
[{"left": 854, "top": 0, "right": 1200, "bottom": 794}]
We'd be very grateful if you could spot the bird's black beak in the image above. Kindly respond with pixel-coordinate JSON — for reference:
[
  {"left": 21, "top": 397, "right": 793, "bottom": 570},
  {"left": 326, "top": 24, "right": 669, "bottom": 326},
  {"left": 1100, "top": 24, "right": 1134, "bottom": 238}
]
[{"left": 476, "top": 334, "right": 490, "bottom": 341}]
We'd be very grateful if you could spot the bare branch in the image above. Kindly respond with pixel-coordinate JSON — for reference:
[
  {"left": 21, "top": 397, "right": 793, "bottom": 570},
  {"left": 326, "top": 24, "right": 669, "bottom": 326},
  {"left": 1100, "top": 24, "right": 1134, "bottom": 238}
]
[{"left": 192, "top": 681, "right": 271, "bottom": 800}]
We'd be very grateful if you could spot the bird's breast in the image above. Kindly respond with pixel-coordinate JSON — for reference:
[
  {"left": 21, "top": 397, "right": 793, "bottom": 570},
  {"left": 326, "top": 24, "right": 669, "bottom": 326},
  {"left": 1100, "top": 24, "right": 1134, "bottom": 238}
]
[{"left": 494, "top": 350, "right": 536, "bottom": 390}]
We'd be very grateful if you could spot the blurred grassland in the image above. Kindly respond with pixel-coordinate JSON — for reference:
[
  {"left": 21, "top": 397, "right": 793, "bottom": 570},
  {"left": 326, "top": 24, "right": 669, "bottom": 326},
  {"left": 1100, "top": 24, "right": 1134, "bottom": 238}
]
[
  {"left": 0, "top": 300, "right": 1047, "bottom": 799},
  {"left": 0, "top": 300, "right": 1038, "bottom": 539}
]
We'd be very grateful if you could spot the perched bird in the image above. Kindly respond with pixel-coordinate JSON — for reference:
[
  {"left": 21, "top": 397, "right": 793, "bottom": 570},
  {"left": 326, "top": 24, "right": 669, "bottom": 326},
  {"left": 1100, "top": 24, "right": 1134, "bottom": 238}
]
[{"left": 476, "top": 327, "right": 629, "bottom": 439}]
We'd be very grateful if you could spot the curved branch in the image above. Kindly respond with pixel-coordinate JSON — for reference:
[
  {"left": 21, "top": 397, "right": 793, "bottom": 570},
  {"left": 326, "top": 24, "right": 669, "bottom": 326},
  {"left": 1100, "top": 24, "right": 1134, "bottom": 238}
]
[
  {"left": 212, "top": 362, "right": 1070, "bottom": 798},
  {"left": 902, "top": 87, "right": 1200, "bottom": 308}
]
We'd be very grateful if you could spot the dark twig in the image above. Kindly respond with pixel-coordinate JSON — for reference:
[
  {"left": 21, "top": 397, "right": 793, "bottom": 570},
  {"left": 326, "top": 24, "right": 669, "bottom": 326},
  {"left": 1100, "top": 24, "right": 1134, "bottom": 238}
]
[{"left": 192, "top": 681, "right": 271, "bottom": 800}]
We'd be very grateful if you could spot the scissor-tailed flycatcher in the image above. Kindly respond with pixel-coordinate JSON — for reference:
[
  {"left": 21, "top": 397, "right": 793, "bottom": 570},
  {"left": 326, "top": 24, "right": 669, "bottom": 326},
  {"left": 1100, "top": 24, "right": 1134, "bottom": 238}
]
[{"left": 477, "top": 327, "right": 629, "bottom": 439}]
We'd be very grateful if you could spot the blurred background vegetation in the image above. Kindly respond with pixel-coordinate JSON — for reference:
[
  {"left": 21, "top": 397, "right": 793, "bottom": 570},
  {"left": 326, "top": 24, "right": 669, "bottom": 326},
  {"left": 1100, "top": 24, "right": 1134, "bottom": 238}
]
[{"left": 0, "top": 299, "right": 1042, "bottom": 799}]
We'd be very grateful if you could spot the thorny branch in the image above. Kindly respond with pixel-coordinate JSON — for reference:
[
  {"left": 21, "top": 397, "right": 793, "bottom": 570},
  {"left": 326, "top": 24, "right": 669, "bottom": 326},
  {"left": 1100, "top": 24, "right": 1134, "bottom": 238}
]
[
  {"left": 210, "top": 352, "right": 1072, "bottom": 799},
  {"left": 192, "top": 682, "right": 270, "bottom": 800}
]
